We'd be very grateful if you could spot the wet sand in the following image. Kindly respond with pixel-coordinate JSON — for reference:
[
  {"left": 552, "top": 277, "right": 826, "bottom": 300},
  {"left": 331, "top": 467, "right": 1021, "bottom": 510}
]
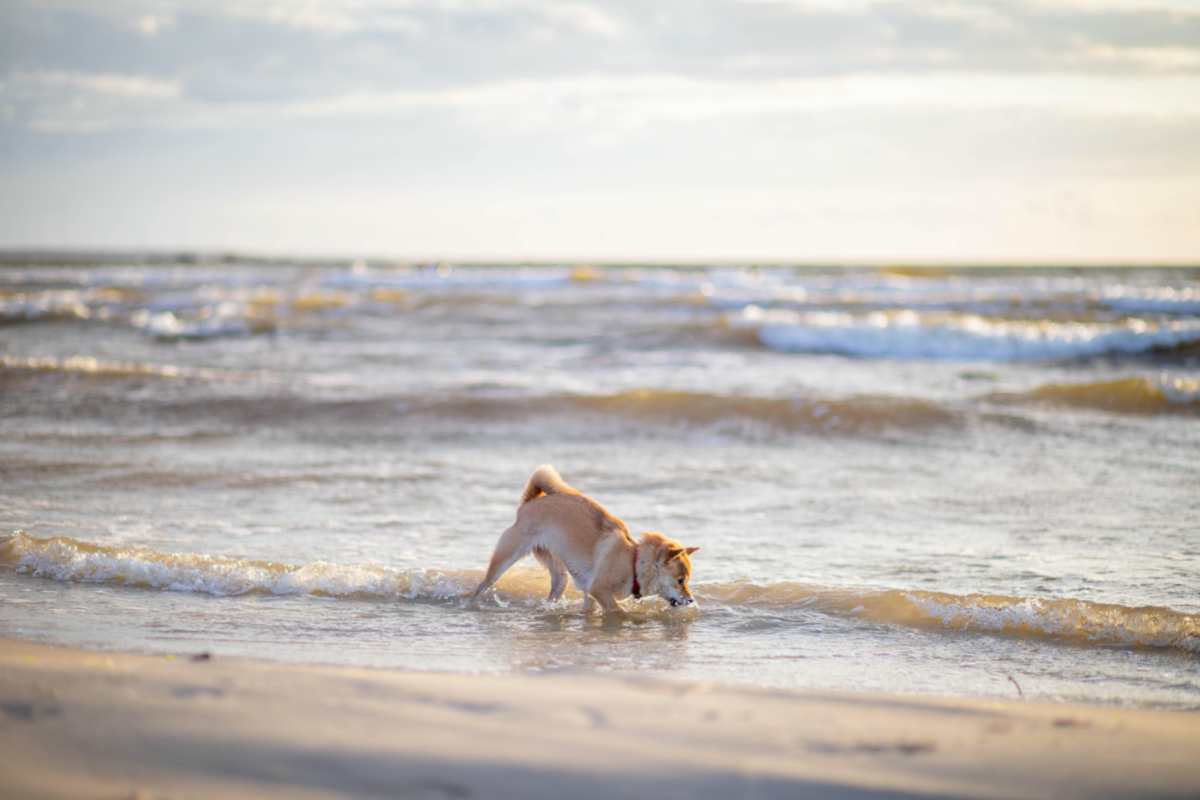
[{"left": 1, "top": 637, "right": 1197, "bottom": 799}]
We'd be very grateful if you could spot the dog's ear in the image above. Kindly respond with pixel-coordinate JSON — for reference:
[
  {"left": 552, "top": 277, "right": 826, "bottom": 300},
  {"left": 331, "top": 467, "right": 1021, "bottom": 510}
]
[{"left": 664, "top": 545, "right": 700, "bottom": 561}]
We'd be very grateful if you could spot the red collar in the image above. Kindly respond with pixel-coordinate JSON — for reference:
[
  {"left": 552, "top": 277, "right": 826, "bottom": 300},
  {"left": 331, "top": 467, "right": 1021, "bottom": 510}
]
[{"left": 630, "top": 546, "right": 641, "bottom": 599}]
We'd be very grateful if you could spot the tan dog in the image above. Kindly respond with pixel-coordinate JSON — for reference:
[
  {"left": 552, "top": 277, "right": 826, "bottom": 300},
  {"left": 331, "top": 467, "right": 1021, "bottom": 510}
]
[{"left": 470, "top": 465, "right": 699, "bottom": 614}]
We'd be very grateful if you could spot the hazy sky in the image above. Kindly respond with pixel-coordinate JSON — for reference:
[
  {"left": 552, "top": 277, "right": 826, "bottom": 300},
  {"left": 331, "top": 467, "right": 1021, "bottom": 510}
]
[{"left": 2, "top": 0, "right": 1199, "bottom": 262}]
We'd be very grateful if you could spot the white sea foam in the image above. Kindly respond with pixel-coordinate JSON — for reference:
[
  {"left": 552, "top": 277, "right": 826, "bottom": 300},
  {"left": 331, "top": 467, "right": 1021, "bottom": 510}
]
[
  {"left": 0, "top": 291, "right": 92, "bottom": 321},
  {"left": 0, "top": 533, "right": 475, "bottom": 600},
  {"left": 130, "top": 302, "right": 262, "bottom": 340}
]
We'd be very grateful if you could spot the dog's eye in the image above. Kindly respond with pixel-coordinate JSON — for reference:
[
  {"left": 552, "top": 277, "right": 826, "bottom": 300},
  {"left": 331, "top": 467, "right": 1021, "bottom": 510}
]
[{"left": 678, "top": 577, "right": 685, "bottom": 585}]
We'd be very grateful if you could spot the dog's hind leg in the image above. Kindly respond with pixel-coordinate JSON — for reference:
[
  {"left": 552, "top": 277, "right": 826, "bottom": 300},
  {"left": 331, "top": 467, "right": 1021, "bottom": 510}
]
[
  {"left": 533, "top": 547, "right": 568, "bottom": 602},
  {"left": 471, "top": 524, "right": 531, "bottom": 601}
]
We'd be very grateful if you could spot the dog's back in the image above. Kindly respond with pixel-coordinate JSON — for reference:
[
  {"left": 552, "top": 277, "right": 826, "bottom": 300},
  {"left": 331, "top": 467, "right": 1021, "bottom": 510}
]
[{"left": 517, "top": 465, "right": 631, "bottom": 542}]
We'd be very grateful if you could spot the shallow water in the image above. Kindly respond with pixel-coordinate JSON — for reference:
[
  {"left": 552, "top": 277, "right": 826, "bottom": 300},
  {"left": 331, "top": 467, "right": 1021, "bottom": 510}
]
[{"left": 2, "top": 261, "right": 1198, "bottom": 708}]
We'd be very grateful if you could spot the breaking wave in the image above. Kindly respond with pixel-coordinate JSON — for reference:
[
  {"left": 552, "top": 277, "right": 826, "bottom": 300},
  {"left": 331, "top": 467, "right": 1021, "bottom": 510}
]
[
  {"left": 130, "top": 304, "right": 277, "bottom": 341},
  {"left": 702, "top": 581, "right": 1200, "bottom": 654},
  {"left": 735, "top": 308, "right": 1200, "bottom": 361},
  {"left": 4, "top": 533, "right": 1197, "bottom": 654},
  {"left": 0, "top": 532, "right": 476, "bottom": 601}
]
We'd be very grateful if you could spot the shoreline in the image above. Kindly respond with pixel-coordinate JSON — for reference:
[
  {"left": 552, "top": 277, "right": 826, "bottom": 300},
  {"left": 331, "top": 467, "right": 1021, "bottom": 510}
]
[{"left": 1, "top": 637, "right": 1198, "bottom": 799}]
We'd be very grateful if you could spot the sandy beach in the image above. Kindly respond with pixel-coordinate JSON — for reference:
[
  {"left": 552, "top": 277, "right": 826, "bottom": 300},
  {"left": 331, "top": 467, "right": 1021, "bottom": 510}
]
[{"left": 0, "top": 637, "right": 1197, "bottom": 799}]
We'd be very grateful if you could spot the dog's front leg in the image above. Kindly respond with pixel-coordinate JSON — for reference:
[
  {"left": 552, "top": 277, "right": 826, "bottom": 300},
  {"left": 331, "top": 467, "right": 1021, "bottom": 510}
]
[
  {"left": 582, "top": 593, "right": 595, "bottom": 615},
  {"left": 595, "top": 592, "right": 622, "bottom": 615}
]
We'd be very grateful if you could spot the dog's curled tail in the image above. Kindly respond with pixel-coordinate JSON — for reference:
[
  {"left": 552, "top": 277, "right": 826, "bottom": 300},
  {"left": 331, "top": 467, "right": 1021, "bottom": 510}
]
[{"left": 521, "top": 464, "right": 577, "bottom": 505}]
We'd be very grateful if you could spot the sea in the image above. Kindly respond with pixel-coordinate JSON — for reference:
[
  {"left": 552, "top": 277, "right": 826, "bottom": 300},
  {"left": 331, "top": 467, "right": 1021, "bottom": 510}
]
[{"left": 2, "top": 258, "right": 1198, "bottom": 709}]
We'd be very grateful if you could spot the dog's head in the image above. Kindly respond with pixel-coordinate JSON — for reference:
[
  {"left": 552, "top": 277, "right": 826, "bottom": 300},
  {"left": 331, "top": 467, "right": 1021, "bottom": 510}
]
[{"left": 641, "top": 533, "right": 700, "bottom": 607}]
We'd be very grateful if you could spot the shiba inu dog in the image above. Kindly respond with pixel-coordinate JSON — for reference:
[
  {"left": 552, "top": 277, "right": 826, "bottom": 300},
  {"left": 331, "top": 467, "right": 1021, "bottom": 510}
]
[{"left": 470, "top": 465, "right": 699, "bottom": 614}]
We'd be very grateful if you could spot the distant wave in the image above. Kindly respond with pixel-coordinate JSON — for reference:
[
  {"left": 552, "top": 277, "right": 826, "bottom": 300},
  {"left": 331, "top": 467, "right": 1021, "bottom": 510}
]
[
  {"left": 459, "top": 389, "right": 962, "bottom": 435},
  {"left": 0, "top": 291, "right": 94, "bottom": 323},
  {"left": 7, "top": 269, "right": 1200, "bottom": 350},
  {"left": 130, "top": 304, "right": 277, "bottom": 341},
  {"left": 700, "top": 274, "right": 1200, "bottom": 319},
  {"left": 986, "top": 376, "right": 1200, "bottom": 416},
  {"left": 0, "top": 289, "right": 275, "bottom": 341},
  {"left": 1099, "top": 285, "right": 1200, "bottom": 316},
  {"left": 736, "top": 308, "right": 1200, "bottom": 361},
  {"left": 322, "top": 268, "right": 574, "bottom": 292},
  {"left": 5, "top": 532, "right": 1197, "bottom": 654}
]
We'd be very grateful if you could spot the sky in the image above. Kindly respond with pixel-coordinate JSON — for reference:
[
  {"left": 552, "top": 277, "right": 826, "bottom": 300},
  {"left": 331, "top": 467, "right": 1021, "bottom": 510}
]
[{"left": 1, "top": 0, "right": 1199, "bottom": 263}]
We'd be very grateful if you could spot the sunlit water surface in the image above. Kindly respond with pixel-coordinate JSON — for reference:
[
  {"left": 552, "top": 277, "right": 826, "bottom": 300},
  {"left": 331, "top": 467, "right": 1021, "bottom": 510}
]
[{"left": 2, "top": 262, "right": 1198, "bottom": 708}]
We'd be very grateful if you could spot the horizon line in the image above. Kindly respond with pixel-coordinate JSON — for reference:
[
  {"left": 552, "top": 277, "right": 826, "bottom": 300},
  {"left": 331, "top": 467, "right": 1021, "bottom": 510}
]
[{"left": 1, "top": 246, "right": 1198, "bottom": 270}]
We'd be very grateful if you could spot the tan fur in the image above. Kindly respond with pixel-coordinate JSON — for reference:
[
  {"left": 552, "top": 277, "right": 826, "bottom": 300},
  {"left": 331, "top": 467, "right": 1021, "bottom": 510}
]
[
  {"left": 519, "top": 464, "right": 579, "bottom": 505},
  {"left": 471, "top": 465, "right": 700, "bottom": 614}
]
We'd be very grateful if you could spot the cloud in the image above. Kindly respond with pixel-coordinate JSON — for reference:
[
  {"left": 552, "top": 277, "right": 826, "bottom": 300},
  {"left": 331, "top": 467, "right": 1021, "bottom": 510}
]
[
  {"left": 2, "top": 68, "right": 180, "bottom": 132},
  {"left": 540, "top": 2, "right": 624, "bottom": 38},
  {"left": 11, "top": 69, "right": 179, "bottom": 98}
]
